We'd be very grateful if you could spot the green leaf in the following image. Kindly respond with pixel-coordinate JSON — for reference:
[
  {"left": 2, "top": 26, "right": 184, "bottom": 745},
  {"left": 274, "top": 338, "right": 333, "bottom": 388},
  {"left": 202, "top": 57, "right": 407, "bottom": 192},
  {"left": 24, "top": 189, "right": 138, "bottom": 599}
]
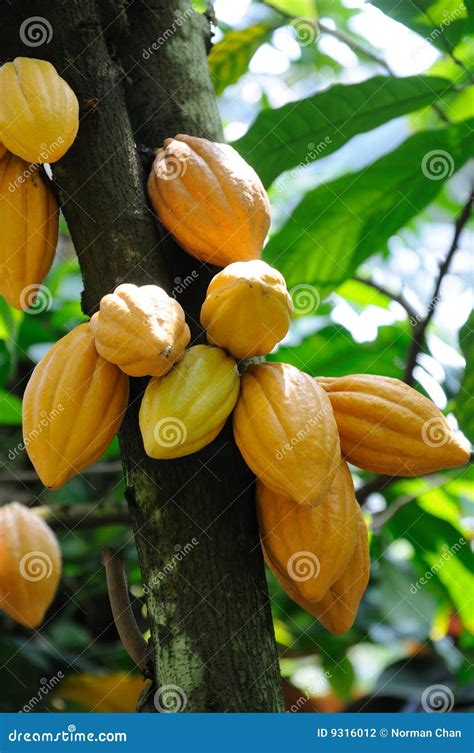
[
  {"left": 322, "top": 653, "right": 355, "bottom": 701},
  {"left": 370, "top": 0, "right": 469, "bottom": 54},
  {"left": 388, "top": 501, "right": 474, "bottom": 632},
  {"left": 233, "top": 75, "right": 453, "bottom": 186},
  {"left": 456, "top": 311, "right": 474, "bottom": 441},
  {"left": 270, "top": 322, "right": 411, "bottom": 378},
  {"left": 209, "top": 23, "right": 276, "bottom": 95},
  {"left": 265, "top": 0, "right": 318, "bottom": 17},
  {"left": 0, "top": 389, "right": 22, "bottom": 425},
  {"left": 336, "top": 279, "right": 391, "bottom": 310},
  {"left": 265, "top": 120, "right": 474, "bottom": 297}
]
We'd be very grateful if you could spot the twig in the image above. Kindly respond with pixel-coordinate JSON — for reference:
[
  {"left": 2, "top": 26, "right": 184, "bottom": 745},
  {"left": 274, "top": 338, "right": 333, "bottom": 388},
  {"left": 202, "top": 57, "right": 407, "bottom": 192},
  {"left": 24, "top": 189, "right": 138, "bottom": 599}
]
[
  {"left": 352, "top": 275, "right": 419, "bottom": 322},
  {"left": 404, "top": 192, "right": 473, "bottom": 385},
  {"left": 0, "top": 461, "right": 123, "bottom": 483},
  {"left": 317, "top": 20, "right": 395, "bottom": 76},
  {"left": 102, "top": 547, "right": 152, "bottom": 677},
  {"left": 317, "top": 21, "right": 451, "bottom": 124},
  {"left": 31, "top": 501, "right": 130, "bottom": 530}
]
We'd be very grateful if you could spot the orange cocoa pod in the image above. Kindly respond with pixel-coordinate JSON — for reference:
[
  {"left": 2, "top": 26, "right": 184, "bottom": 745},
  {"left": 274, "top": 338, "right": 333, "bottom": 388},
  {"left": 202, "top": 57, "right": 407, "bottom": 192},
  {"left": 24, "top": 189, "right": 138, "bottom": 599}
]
[
  {"left": 0, "top": 502, "right": 61, "bottom": 628},
  {"left": 147, "top": 134, "right": 270, "bottom": 266},
  {"left": 0, "top": 149, "right": 58, "bottom": 309},
  {"left": 317, "top": 374, "right": 469, "bottom": 476},
  {"left": 23, "top": 323, "right": 129, "bottom": 489},
  {"left": 256, "top": 461, "right": 358, "bottom": 603},
  {"left": 90, "top": 283, "right": 190, "bottom": 377},
  {"left": 233, "top": 362, "right": 340, "bottom": 505},
  {"left": 264, "top": 505, "right": 370, "bottom": 634},
  {"left": 0, "top": 58, "right": 79, "bottom": 163}
]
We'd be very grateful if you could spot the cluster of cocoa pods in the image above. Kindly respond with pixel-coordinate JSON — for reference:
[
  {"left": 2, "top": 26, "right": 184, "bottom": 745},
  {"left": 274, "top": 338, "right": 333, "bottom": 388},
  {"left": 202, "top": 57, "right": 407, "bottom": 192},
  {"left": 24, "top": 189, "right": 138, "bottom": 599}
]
[
  {"left": 0, "top": 58, "right": 79, "bottom": 310},
  {"left": 20, "top": 132, "right": 469, "bottom": 634}
]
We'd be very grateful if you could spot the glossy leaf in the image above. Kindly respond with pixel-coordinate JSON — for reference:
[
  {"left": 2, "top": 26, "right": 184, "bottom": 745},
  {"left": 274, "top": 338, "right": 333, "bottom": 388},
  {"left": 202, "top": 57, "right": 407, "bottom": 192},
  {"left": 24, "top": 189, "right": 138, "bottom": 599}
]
[
  {"left": 0, "top": 389, "right": 22, "bottom": 425},
  {"left": 270, "top": 323, "right": 411, "bottom": 378},
  {"left": 209, "top": 23, "right": 277, "bottom": 95},
  {"left": 456, "top": 311, "right": 474, "bottom": 441},
  {"left": 233, "top": 76, "right": 452, "bottom": 186},
  {"left": 265, "top": 120, "right": 474, "bottom": 296},
  {"left": 371, "top": 0, "right": 469, "bottom": 54}
]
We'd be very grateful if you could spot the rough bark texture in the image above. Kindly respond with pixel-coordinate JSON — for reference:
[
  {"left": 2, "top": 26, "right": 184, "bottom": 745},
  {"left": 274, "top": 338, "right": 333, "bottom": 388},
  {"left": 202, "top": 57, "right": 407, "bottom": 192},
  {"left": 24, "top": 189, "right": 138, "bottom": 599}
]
[{"left": 2, "top": 0, "right": 284, "bottom": 712}]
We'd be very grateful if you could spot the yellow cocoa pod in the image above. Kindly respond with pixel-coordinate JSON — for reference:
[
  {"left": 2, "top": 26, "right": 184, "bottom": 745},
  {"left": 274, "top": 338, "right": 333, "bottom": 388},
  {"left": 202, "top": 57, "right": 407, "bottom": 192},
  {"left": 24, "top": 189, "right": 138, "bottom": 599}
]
[
  {"left": 139, "top": 344, "right": 240, "bottom": 459},
  {"left": 0, "top": 502, "right": 61, "bottom": 628},
  {"left": 256, "top": 461, "right": 358, "bottom": 603},
  {"left": 0, "top": 150, "right": 58, "bottom": 310},
  {"left": 23, "top": 323, "right": 129, "bottom": 489},
  {"left": 264, "top": 506, "right": 370, "bottom": 634},
  {"left": 200, "top": 260, "right": 293, "bottom": 359},
  {"left": 318, "top": 374, "right": 470, "bottom": 476},
  {"left": 147, "top": 134, "right": 270, "bottom": 266},
  {"left": 233, "top": 362, "right": 340, "bottom": 505},
  {"left": 90, "top": 283, "right": 190, "bottom": 377},
  {"left": 0, "top": 58, "right": 79, "bottom": 163}
]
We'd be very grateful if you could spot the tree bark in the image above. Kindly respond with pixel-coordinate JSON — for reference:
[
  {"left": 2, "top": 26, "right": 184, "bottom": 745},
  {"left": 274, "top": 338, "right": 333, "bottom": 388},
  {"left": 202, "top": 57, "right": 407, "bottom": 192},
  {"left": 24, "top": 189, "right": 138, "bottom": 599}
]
[{"left": 1, "top": 0, "right": 283, "bottom": 712}]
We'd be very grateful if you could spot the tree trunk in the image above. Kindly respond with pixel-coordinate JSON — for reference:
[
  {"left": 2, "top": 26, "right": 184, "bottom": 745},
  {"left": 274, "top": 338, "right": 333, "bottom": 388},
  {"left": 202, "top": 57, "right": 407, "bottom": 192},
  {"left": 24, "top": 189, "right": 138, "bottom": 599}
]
[{"left": 1, "top": 0, "right": 284, "bottom": 712}]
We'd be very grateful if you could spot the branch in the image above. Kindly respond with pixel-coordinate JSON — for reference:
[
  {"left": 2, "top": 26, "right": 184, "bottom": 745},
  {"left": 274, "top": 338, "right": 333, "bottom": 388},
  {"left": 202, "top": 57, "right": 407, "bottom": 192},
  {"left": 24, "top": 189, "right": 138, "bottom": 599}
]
[
  {"left": 317, "top": 21, "right": 395, "bottom": 76},
  {"left": 102, "top": 547, "right": 152, "bottom": 676},
  {"left": 352, "top": 275, "right": 419, "bottom": 322},
  {"left": 404, "top": 192, "right": 473, "bottom": 385},
  {"left": 31, "top": 502, "right": 129, "bottom": 530}
]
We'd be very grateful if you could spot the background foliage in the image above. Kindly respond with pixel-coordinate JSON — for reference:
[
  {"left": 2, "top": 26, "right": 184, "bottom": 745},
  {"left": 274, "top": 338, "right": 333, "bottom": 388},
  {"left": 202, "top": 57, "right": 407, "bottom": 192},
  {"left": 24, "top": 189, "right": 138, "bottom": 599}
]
[{"left": 0, "top": 0, "right": 472, "bottom": 712}]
